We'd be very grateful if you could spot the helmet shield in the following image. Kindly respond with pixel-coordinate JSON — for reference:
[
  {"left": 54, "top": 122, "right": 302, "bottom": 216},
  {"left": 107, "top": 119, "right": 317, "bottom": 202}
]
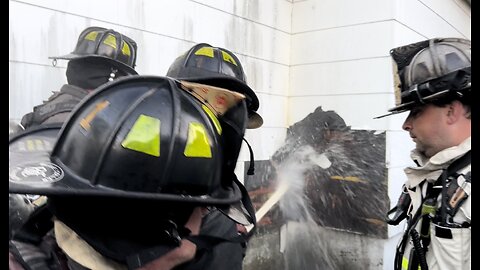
[
  {"left": 50, "top": 26, "right": 138, "bottom": 75},
  {"left": 9, "top": 76, "right": 242, "bottom": 206},
  {"left": 375, "top": 38, "right": 471, "bottom": 119},
  {"left": 167, "top": 43, "right": 263, "bottom": 128},
  {"left": 175, "top": 80, "right": 256, "bottom": 225}
]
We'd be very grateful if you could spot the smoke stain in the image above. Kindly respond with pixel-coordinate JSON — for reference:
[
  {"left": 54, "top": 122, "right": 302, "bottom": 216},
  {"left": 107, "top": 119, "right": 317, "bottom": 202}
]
[{"left": 244, "top": 106, "right": 387, "bottom": 270}]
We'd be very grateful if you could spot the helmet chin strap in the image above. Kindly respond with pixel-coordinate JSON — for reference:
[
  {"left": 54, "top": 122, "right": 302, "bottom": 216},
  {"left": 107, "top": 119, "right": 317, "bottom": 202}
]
[
  {"left": 243, "top": 138, "right": 255, "bottom": 175},
  {"left": 220, "top": 115, "right": 255, "bottom": 176}
]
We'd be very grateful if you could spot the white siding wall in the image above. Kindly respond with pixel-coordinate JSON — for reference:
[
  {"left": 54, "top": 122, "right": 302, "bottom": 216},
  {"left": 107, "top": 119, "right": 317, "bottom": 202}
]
[
  {"left": 9, "top": 0, "right": 470, "bottom": 269},
  {"left": 9, "top": 0, "right": 292, "bottom": 167}
]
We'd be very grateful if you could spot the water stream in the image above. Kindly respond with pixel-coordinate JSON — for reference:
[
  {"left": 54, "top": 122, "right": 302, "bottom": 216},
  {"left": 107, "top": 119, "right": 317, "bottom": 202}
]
[{"left": 275, "top": 145, "right": 338, "bottom": 270}]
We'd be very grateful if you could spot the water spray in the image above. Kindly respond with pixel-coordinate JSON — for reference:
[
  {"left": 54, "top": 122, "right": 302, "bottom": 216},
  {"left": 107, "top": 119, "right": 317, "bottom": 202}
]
[
  {"left": 245, "top": 145, "right": 331, "bottom": 233},
  {"left": 245, "top": 180, "right": 289, "bottom": 233}
]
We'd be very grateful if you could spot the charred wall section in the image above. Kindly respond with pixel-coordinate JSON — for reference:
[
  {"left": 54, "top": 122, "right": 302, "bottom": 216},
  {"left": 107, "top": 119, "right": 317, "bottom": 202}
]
[{"left": 243, "top": 106, "right": 387, "bottom": 270}]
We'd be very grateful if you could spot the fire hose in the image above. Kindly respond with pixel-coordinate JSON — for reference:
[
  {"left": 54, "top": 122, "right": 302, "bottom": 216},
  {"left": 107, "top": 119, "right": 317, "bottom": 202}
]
[{"left": 245, "top": 181, "right": 290, "bottom": 233}]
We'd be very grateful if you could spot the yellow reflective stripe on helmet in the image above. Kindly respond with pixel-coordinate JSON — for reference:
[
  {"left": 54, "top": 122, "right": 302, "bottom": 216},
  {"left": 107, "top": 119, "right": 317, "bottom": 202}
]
[
  {"left": 121, "top": 41, "right": 131, "bottom": 57},
  {"left": 121, "top": 114, "right": 160, "bottom": 157},
  {"left": 184, "top": 122, "right": 212, "bottom": 158},
  {"left": 195, "top": 47, "right": 214, "bottom": 58},
  {"left": 202, "top": 104, "right": 222, "bottom": 135},
  {"left": 16, "top": 140, "right": 50, "bottom": 152},
  {"left": 85, "top": 31, "right": 98, "bottom": 41},
  {"left": 221, "top": 51, "right": 238, "bottom": 66},
  {"left": 103, "top": 34, "right": 117, "bottom": 49}
]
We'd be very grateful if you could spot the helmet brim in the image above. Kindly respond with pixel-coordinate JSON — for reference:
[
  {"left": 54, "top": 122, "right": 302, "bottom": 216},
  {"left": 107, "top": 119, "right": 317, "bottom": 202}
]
[
  {"left": 9, "top": 126, "right": 243, "bottom": 207},
  {"left": 49, "top": 54, "right": 138, "bottom": 75},
  {"left": 10, "top": 170, "right": 243, "bottom": 208},
  {"left": 247, "top": 111, "right": 264, "bottom": 129},
  {"left": 373, "top": 101, "right": 417, "bottom": 119}
]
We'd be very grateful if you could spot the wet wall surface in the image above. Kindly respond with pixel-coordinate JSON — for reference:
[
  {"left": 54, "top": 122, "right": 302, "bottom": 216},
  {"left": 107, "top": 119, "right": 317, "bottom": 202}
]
[{"left": 243, "top": 106, "right": 387, "bottom": 270}]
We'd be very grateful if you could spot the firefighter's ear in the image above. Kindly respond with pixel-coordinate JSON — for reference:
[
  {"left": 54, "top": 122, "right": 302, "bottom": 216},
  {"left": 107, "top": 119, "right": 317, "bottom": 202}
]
[{"left": 446, "top": 100, "right": 464, "bottom": 125}]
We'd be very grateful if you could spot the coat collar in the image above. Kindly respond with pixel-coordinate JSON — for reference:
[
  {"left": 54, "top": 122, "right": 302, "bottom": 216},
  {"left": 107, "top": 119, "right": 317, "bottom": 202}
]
[{"left": 404, "top": 137, "right": 471, "bottom": 188}]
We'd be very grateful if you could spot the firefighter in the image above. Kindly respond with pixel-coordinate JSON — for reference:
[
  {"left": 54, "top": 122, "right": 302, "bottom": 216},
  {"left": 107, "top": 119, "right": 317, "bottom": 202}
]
[
  {"left": 9, "top": 75, "right": 254, "bottom": 269},
  {"left": 9, "top": 25, "right": 139, "bottom": 244},
  {"left": 378, "top": 38, "right": 471, "bottom": 270},
  {"left": 166, "top": 43, "right": 263, "bottom": 269},
  {"left": 20, "top": 26, "right": 138, "bottom": 129}
]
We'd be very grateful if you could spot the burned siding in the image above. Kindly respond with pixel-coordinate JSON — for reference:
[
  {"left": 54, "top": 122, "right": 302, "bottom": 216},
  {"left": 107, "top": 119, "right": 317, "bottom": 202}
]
[{"left": 244, "top": 106, "right": 387, "bottom": 269}]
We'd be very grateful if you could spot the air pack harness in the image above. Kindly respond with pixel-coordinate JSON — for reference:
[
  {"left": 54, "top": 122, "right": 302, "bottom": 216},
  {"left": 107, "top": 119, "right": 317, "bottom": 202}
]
[{"left": 393, "top": 150, "right": 471, "bottom": 270}]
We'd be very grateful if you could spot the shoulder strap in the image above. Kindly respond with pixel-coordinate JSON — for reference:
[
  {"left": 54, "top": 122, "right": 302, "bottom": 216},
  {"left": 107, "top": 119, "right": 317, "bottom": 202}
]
[
  {"left": 59, "top": 84, "right": 90, "bottom": 100},
  {"left": 446, "top": 150, "right": 471, "bottom": 175},
  {"left": 438, "top": 150, "right": 471, "bottom": 225},
  {"left": 419, "top": 150, "right": 471, "bottom": 208},
  {"left": 394, "top": 150, "right": 471, "bottom": 270},
  {"left": 9, "top": 241, "right": 32, "bottom": 270},
  {"left": 22, "top": 86, "right": 89, "bottom": 128},
  {"left": 10, "top": 204, "right": 80, "bottom": 270},
  {"left": 233, "top": 174, "right": 257, "bottom": 235},
  {"left": 12, "top": 204, "right": 54, "bottom": 244},
  {"left": 10, "top": 233, "right": 70, "bottom": 270},
  {"left": 420, "top": 150, "right": 471, "bottom": 216}
]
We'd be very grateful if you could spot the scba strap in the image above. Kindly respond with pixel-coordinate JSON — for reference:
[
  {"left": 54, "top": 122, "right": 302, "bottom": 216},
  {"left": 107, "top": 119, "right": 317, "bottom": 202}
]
[
  {"left": 393, "top": 150, "right": 471, "bottom": 270},
  {"left": 9, "top": 205, "right": 69, "bottom": 270},
  {"left": 21, "top": 86, "right": 88, "bottom": 129},
  {"left": 438, "top": 150, "right": 471, "bottom": 227}
]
